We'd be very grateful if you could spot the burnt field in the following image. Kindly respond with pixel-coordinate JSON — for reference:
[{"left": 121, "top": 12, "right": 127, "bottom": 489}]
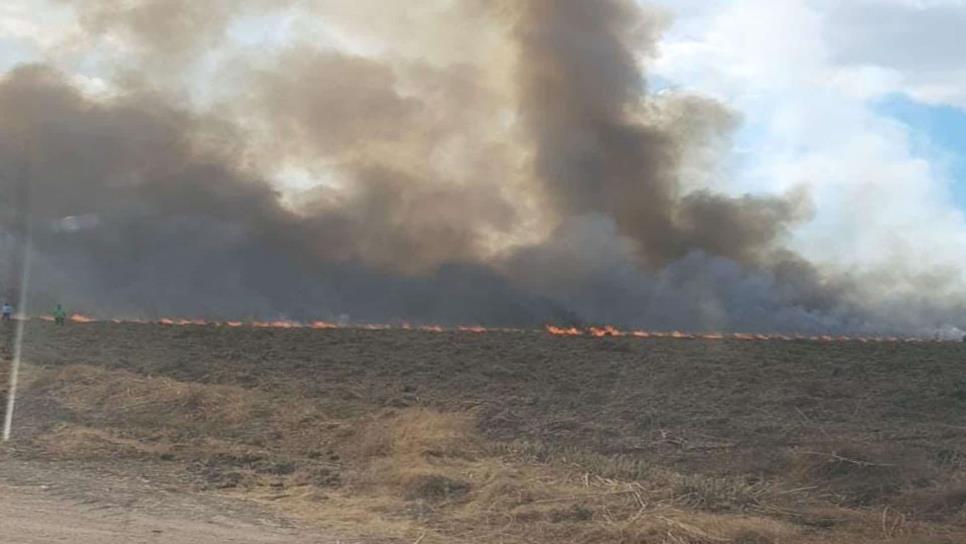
[{"left": 3, "top": 321, "right": 966, "bottom": 543}]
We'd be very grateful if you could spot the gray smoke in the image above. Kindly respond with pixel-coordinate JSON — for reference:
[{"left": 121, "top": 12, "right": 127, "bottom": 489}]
[
  {"left": 1, "top": 0, "right": 963, "bottom": 336},
  {"left": 0, "top": 64, "right": 565, "bottom": 325},
  {"left": 507, "top": 0, "right": 812, "bottom": 267}
]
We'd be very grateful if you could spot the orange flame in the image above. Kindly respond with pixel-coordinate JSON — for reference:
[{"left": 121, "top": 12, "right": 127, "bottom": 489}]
[
  {"left": 34, "top": 313, "right": 951, "bottom": 344},
  {"left": 308, "top": 321, "right": 339, "bottom": 329},
  {"left": 546, "top": 325, "right": 583, "bottom": 336},
  {"left": 70, "top": 313, "right": 96, "bottom": 323},
  {"left": 252, "top": 320, "right": 302, "bottom": 328},
  {"left": 159, "top": 318, "right": 201, "bottom": 325},
  {"left": 588, "top": 325, "right": 624, "bottom": 337}
]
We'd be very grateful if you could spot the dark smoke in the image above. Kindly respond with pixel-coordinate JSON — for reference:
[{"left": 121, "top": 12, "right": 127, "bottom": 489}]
[
  {"left": 0, "top": 64, "right": 564, "bottom": 325},
  {"left": 239, "top": 47, "right": 519, "bottom": 273},
  {"left": 509, "top": 0, "right": 809, "bottom": 266},
  {"left": 1, "top": 0, "right": 964, "bottom": 336}
]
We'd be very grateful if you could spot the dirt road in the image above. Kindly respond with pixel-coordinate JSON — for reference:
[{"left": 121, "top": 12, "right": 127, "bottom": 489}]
[
  {"left": 0, "top": 457, "right": 349, "bottom": 544},
  {"left": 0, "top": 485, "right": 317, "bottom": 543}
]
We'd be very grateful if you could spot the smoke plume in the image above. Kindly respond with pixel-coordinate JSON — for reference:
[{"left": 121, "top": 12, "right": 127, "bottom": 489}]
[{"left": 1, "top": 0, "right": 964, "bottom": 336}]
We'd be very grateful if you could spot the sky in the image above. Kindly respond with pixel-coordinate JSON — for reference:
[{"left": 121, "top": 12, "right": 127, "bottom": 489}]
[
  {"left": 2, "top": 0, "right": 966, "bottom": 329},
  {"left": 649, "top": 0, "right": 966, "bottom": 279}
]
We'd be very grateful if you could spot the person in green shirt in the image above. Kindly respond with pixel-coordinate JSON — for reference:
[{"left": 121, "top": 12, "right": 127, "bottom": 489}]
[{"left": 53, "top": 304, "right": 66, "bottom": 326}]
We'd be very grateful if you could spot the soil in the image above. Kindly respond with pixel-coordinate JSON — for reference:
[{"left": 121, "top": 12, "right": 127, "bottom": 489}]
[
  {"left": 1, "top": 320, "right": 965, "bottom": 543},
  {"left": 0, "top": 456, "right": 344, "bottom": 544},
  {"left": 15, "top": 322, "right": 966, "bottom": 469}
]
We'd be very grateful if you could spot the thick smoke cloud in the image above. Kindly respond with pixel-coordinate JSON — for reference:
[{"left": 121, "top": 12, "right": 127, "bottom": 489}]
[
  {"left": 240, "top": 47, "right": 519, "bottom": 273},
  {"left": 53, "top": 0, "right": 286, "bottom": 66},
  {"left": 0, "top": 65, "right": 562, "bottom": 324},
  {"left": 1, "top": 0, "right": 964, "bottom": 336},
  {"left": 508, "top": 0, "right": 809, "bottom": 266}
]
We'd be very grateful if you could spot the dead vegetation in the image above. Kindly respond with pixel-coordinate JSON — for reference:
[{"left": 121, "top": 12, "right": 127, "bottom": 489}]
[{"left": 2, "top": 321, "right": 965, "bottom": 543}]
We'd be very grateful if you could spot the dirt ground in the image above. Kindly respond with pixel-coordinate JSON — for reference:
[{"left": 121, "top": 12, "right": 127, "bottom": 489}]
[
  {"left": 0, "top": 467, "right": 340, "bottom": 544},
  {"left": 2, "top": 321, "right": 965, "bottom": 543},
  {"left": 0, "top": 413, "right": 356, "bottom": 543}
]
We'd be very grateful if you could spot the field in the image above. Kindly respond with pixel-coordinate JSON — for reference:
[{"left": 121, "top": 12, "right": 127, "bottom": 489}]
[{"left": 2, "top": 321, "right": 966, "bottom": 543}]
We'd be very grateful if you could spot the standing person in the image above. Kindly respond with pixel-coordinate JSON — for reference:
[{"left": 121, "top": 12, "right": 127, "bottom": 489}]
[
  {"left": 53, "top": 304, "right": 67, "bottom": 326},
  {"left": 1, "top": 303, "right": 12, "bottom": 321}
]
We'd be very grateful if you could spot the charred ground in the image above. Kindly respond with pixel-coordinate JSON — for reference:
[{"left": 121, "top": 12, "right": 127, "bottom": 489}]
[{"left": 2, "top": 321, "right": 965, "bottom": 543}]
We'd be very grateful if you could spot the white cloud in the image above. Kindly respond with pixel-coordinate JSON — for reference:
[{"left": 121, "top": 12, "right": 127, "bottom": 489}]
[
  {"left": 652, "top": 0, "right": 966, "bottom": 107},
  {"left": 819, "top": 0, "right": 966, "bottom": 106},
  {"left": 0, "top": 1, "right": 102, "bottom": 75},
  {"left": 1, "top": 3, "right": 58, "bottom": 50},
  {"left": 651, "top": 0, "right": 966, "bottom": 281}
]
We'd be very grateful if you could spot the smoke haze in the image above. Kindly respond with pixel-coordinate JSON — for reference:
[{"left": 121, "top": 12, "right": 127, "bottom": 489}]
[{"left": 2, "top": 0, "right": 964, "bottom": 336}]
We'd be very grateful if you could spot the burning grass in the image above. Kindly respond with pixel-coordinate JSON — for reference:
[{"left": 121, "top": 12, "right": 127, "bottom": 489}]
[
  {"left": 24, "top": 314, "right": 952, "bottom": 344},
  {"left": 5, "top": 322, "right": 966, "bottom": 543}
]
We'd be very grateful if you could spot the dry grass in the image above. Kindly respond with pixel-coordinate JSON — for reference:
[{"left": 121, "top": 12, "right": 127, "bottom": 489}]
[
  {"left": 292, "top": 419, "right": 806, "bottom": 543},
  {"left": 493, "top": 439, "right": 654, "bottom": 481},
  {"left": 31, "top": 364, "right": 344, "bottom": 451},
  {"left": 8, "top": 323, "right": 966, "bottom": 543},
  {"left": 21, "top": 373, "right": 962, "bottom": 543},
  {"left": 785, "top": 442, "right": 936, "bottom": 507},
  {"left": 353, "top": 408, "right": 478, "bottom": 460},
  {"left": 344, "top": 408, "right": 480, "bottom": 507},
  {"left": 899, "top": 484, "right": 966, "bottom": 523},
  {"left": 38, "top": 424, "right": 170, "bottom": 459},
  {"left": 49, "top": 365, "right": 253, "bottom": 429}
]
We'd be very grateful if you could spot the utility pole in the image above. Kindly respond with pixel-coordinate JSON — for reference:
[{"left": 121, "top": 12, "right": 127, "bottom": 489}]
[{"left": 3, "top": 147, "right": 32, "bottom": 441}]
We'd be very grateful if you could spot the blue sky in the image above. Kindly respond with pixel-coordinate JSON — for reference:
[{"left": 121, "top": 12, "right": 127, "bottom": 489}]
[{"left": 876, "top": 94, "right": 966, "bottom": 209}]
